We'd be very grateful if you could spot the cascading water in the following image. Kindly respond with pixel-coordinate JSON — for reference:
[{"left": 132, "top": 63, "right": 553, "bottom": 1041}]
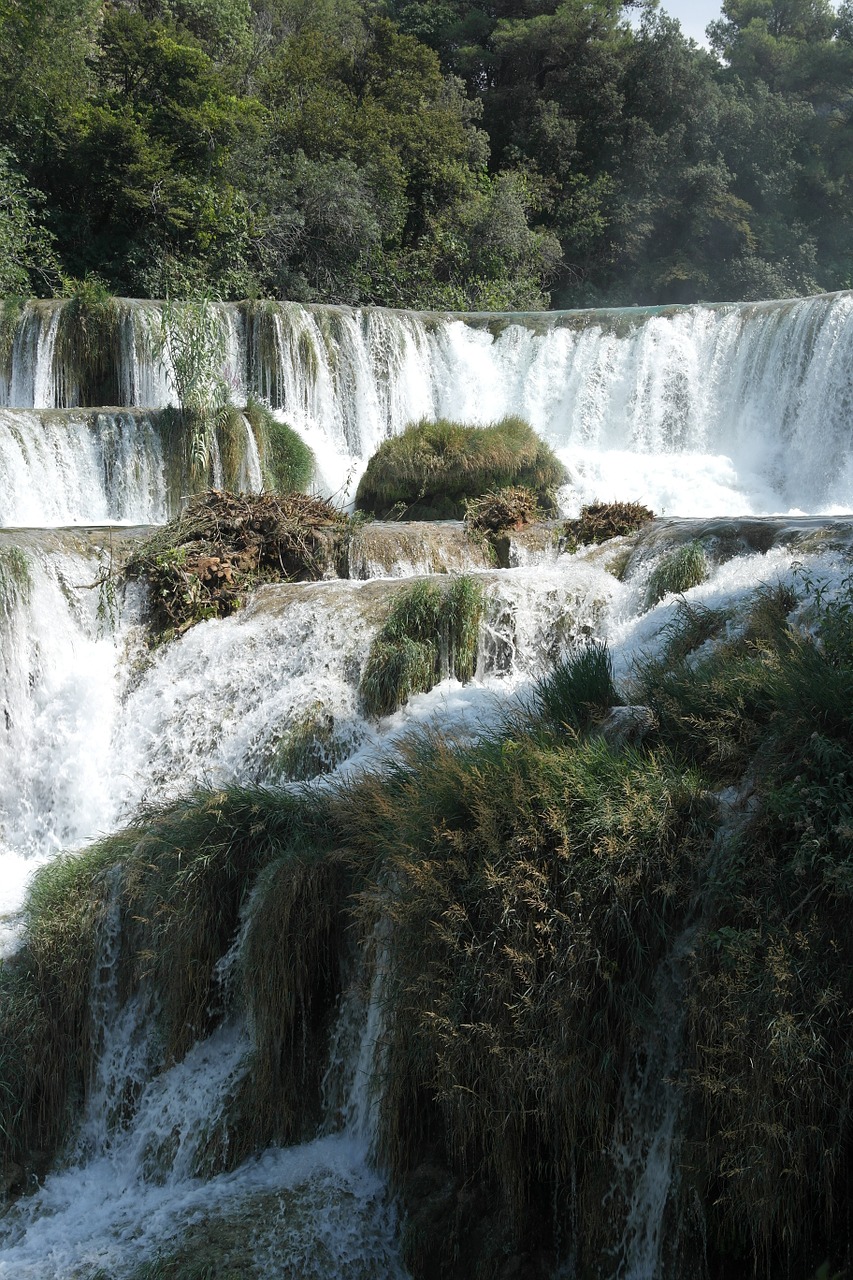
[
  {"left": 3, "top": 292, "right": 853, "bottom": 516},
  {"left": 3, "top": 292, "right": 853, "bottom": 1278}
]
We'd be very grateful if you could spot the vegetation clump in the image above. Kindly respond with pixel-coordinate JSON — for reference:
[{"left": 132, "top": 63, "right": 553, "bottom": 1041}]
[
  {"left": 463, "top": 485, "right": 541, "bottom": 535},
  {"left": 245, "top": 398, "right": 314, "bottom": 493},
  {"left": 563, "top": 500, "right": 655, "bottom": 551},
  {"left": 360, "top": 575, "right": 484, "bottom": 717},
  {"left": 355, "top": 418, "right": 567, "bottom": 521},
  {"left": 6, "top": 565, "right": 853, "bottom": 1277},
  {"left": 645, "top": 539, "right": 709, "bottom": 606},
  {"left": 53, "top": 275, "right": 121, "bottom": 406},
  {"left": 126, "top": 489, "right": 348, "bottom": 637}
]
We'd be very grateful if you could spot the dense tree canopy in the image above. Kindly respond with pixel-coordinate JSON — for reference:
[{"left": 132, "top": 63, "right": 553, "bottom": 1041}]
[{"left": 0, "top": 0, "right": 851, "bottom": 306}]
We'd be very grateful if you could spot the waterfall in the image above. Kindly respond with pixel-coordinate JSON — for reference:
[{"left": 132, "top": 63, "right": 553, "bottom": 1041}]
[
  {"left": 1, "top": 292, "right": 852, "bottom": 517},
  {"left": 3, "top": 291, "right": 853, "bottom": 1277}
]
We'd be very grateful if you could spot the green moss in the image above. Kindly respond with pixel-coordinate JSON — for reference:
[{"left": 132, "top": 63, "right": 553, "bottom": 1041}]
[
  {"left": 360, "top": 576, "right": 485, "bottom": 718},
  {"left": 245, "top": 398, "right": 314, "bottom": 492},
  {"left": 355, "top": 417, "right": 567, "bottom": 520},
  {"left": 0, "top": 545, "right": 31, "bottom": 614}
]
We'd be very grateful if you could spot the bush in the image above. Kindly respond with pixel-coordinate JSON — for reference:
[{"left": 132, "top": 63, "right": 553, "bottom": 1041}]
[
  {"left": 125, "top": 489, "right": 348, "bottom": 637},
  {"left": 563, "top": 500, "right": 655, "bottom": 550},
  {"left": 355, "top": 417, "right": 567, "bottom": 521},
  {"left": 359, "top": 576, "right": 484, "bottom": 718},
  {"left": 245, "top": 398, "right": 314, "bottom": 493},
  {"left": 464, "top": 485, "right": 541, "bottom": 536}
]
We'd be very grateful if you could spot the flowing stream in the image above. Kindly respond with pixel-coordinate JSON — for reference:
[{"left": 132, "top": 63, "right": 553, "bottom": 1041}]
[{"left": 1, "top": 292, "right": 853, "bottom": 1277}]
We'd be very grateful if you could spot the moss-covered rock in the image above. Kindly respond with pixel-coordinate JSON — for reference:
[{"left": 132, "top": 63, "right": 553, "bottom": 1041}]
[{"left": 355, "top": 417, "right": 567, "bottom": 521}]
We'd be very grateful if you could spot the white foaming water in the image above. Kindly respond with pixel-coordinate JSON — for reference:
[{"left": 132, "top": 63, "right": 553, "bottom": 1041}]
[
  {"left": 3, "top": 292, "right": 853, "bottom": 515},
  {"left": 0, "top": 410, "right": 170, "bottom": 526}
]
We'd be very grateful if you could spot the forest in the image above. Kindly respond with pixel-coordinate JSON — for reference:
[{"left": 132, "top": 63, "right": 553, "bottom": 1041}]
[{"left": 1, "top": 0, "right": 852, "bottom": 310}]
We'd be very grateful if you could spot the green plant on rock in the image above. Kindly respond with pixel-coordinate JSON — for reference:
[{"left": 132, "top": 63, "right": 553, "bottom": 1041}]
[
  {"left": 355, "top": 417, "right": 567, "bottom": 521},
  {"left": 156, "top": 295, "right": 231, "bottom": 483},
  {"left": 645, "top": 539, "right": 708, "bottom": 607},
  {"left": 360, "top": 576, "right": 484, "bottom": 718},
  {"left": 54, "top": 275, "right": 121, "bottom": 407},
  {"left": 532, "top": 641, "right": 617, "bottom": 732},
  {"left": 245, "top": 397, "right": 314, "bottom": 493}
]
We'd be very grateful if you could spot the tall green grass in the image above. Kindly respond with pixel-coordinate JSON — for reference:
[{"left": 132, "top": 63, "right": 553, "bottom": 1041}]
[{"left": 360, "top": 576, "right": 484, "bottom": 717}]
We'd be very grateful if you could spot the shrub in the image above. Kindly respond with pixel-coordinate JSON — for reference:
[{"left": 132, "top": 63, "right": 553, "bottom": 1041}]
[
  {"left": 245, "top": 398, "right": 314, "bottom": 493},
  {"left": 645, "top": 540, "right": 708, "bottom": 606},
  {"left": 359, "top": 576, "right": 484, "bottom": 718},
  {"left": 563, "top": 501, "right": 655, "bottom": 550},
  {"left": 355, "top": 417, "right": 567, "bottom": 520},
  {"left": 125, "top": 489, "right": 348, "bottom": 637},
  {"left": 464, "top": 485, "right": 541, "bottom": 536}
]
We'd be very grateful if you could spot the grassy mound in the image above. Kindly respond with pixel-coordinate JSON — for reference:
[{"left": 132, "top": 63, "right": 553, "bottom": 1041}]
[
  {"left": 126, "top": 489, "right": 348, "bottom": 637},
  {"left": 359, "top": 576, "right": 484, "bottom": 718},
  {"left": 245, "top": 398, "right": 314, "bottom": 493},
  {"left": 563, "top": 500, "right": 655, "bottom": 550},
  {"left": 0, "top": 787, "right": 343, "bottom": 1184},
  {"left": 355, "top": 417, "right": 567, "bottom": 521}
]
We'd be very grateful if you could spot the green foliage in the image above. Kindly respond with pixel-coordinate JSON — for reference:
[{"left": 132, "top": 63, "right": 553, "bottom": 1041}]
[
  {"left": 360, "top": 575, "right": 484, "bottom": 717},
  {"left": 245, "top": 398, "right": 314, "bottom": 493},
  {"left": 645, "top": 539, "right": 709, "bottom": 606},
  {"left": 0, "top": 151, "right": 59, "bottom": 297},
  {"left": 356, "top": 417, "right": 567, "bottom": 521},
  {"left": 53, "top": 276, "right": 121, "bottom": 406},
  {"left": 532, "top": 641, "right": 616, "bottom": 732}
]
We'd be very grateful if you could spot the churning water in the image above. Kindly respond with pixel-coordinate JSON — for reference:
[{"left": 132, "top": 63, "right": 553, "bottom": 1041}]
[{"left": 2, "top": 292, "right": 853, "bottom": 1277}]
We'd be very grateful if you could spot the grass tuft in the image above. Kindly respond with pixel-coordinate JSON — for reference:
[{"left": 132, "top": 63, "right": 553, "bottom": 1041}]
[
  {"left": 360, "top": 576, "right": 484, "bottom": 718},
  {"left": 645, "top": 539, "right": 709, "bottom": 606},
  {"left": 532, "top": 641, "right": 617, "bottom": 732}
]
